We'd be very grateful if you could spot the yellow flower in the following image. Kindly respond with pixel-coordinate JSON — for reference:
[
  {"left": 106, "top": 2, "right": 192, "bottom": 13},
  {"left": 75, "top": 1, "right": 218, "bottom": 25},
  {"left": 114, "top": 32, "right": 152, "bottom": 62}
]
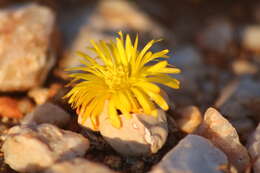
[{"left": 64, "top": 32, "right": 180, "bottom": 129}]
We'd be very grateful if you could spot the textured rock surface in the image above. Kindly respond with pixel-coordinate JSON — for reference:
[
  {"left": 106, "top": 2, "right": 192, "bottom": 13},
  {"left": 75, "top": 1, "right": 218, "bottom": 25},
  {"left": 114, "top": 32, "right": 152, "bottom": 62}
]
[
  {"left": 22, "top": 103, "right": 71, "bottom": 128},
  {"left": 150, "top": 135, "right": 228, "bottom": 173},
  {"left": 44, "top": 158, "right": 115, "bottom": 173},
  {"left": 2, "top": 124, "right": 89, "bottom": 172},
  {"left": 28, "top": 88, "right": 50, "bottom": 105},
  {"left": 247, "top": 123, "right": 260, "bottom": 173},
  {"left": 242, "top": 26, "right": 260, "bottom": 53},
  {"left": 0, "top": 4, "right": 57, "bottom": 91},
  {"left": 176, "top": 105, "right": 202, "bottom": 133},
  {"left": 98, "top": 109, "right": 168, "bottom": 156},
  {"left": 219, "top": 77, "right": 260, "bottom": 122},
  {"left": 197, "top": 18, "right": 233, "bottom": 53},
  {"left": 197, "top": 107, "right": 250, "bottom": 173},
  {"left": 0, "top": 97, "right": 23, "bottom": 118}
]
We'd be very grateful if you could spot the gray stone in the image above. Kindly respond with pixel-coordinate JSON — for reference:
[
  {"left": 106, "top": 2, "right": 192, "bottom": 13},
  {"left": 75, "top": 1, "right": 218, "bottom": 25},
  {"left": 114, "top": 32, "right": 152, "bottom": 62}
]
[
  {"left": 198, "top": 18, "right": 234, "bottom": 53},
  {"left": 2, "top": 124, "right": 89, "bottom": 172},
  {"left": 197, "top": 18, "right": 233, "bottom": 53},
  {"left": 248, "top": 123, "right": 260, "bottom": 173},
  {"left": 0, "top": 4, "right": 57, "bottom": 91},
  {"left": 44, "top": 158, "right": 115, "bottom": 173},
  {"left": 22, "top": 103, "right": 71, "bottom": 128},
  {"left": 150, "top": 135, "right": 228, "bottom": 173},
  {"left": 219, "top": 77, "right": 260, "bottom": 121},
  {"left": 197, "top": 108, "right": 250, "bottom": 173}
]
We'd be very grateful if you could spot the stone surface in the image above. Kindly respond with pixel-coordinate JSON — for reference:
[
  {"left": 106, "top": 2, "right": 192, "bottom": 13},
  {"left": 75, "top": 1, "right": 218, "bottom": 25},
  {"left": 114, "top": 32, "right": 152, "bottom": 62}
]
[
  {"left": 44, "top": 158, "right": 115, "bottom": 173},
  {"left": 242, "top": 26, "right": 260, "bottom": 53},
  {"left": 28, "top": 88, "right": 50, "bottom": 105},
  {"left": 0, "top": 97, "right": 23, "bottom": 118},
  {"left": 197, "top": 107, "right": 250, "bottom": 173},
  {"left": 247, "top": 123, "right": 260, "bottom": 173},
  {"left": 2, "top": 124, "right": 89, "bottom": 172},
  {"left": 59, "top": 0, "right": 167, "bottom": 70},
  {"left": 22, "top": 102, "right": 71, "bottom": 128},
  {"left": 99, "top": 109, "right": 168, "bottom": 156},
  {"left": 197, "top": 18, "right": 233, "bottom": 53},
  {"left": 219, "top": 77, "right": 260, "bottom": 121},
  {"left": 231, "top": 59, "right": 258, "bottom": 75},
  {"left": 17, "top": 98, "right": 35, "bottom": 116},
  {"left": 0, "top": 4, "right": 57, "bottom": 91},
  {"left": 150, "top": 135, "right": 228, "bottom": 173},
  {"left": 176, "top": 105, "right": 202, "bottom": 133}
]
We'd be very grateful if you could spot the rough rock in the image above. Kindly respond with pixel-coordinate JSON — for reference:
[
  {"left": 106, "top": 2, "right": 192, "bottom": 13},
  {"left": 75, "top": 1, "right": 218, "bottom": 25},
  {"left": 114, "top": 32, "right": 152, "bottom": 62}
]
[
  {"left": 0, "top": 97, "right": 23, "bottom": 118},
  {"left": 59, "top": 0, "right": 167, "bottom": 69},
  {"left": 197, "top": 18, "right": 233, "bottom": 53},
  {"left": 17, "top": 98, "right": 35, "bottom": 116},
  {"left": 28, "top": 84, "right": 62, "bottom": 105},
  {"left": 197, "top": 107, "right": 250, "bottom": 173},
  {"left": 150, "top": 135, "right": 228, "bottom": 173},
  {"left": 44, "top": 158, "right": 115, "bottom": 173},
  {"left": 2, "top": 124, "right": 89, "bottom": 172},
  {"left": 176, "top": 105, "right": 202, "bottom": 133},
  {"left": 231, "top": 59, "right": 258, "bottom": 75},
  {"left": 247, "top": 123, "right": 260, "bottom": 173},
  {"left": 0, "top": 4, "right": 57, "bottom": 91},
  {"left": 98, "top": 109, "right": 168, "bottom": 156},
  {"left": 231, "top": 118, "right": 255, "bottom": 140},
  {"left": 28, "top": 88, "right": 50, "bottom": 105},
  {"left": 219, "top": 77, "right": 260, "bottom": 122},
  {"left": 22, "top": 102, "right": 71, "bottom": 128},
  {"left": 242, "top": 26, "right": 260, "bottom": 53}
]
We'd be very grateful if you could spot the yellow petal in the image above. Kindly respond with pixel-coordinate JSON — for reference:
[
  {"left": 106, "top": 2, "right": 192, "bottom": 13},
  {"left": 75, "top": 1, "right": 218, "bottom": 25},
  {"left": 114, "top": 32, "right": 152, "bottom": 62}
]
[
  {"left": 145, "top": 60, "right": 168, "bottom": 73},
  {"left": 145, "top": 90, "right": 169, "bottom": 111},
  {"left": 134, "top": 81, "right": 160, "bottom": 93},
  {"left": 147, "top": 75, "right": 180, "bottom": 89},
  {"left": 108, "top": 98, "right": 121, "bottom": 128},
  {"left": 131, "top": 87, "right": 154, "bottom": 114}
]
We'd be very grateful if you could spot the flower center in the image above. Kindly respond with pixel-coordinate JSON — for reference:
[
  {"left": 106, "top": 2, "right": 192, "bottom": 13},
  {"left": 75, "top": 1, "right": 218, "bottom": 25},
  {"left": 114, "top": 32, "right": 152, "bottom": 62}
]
[{"left": 105, "top": 65, "right": 131, "bottom": 90}]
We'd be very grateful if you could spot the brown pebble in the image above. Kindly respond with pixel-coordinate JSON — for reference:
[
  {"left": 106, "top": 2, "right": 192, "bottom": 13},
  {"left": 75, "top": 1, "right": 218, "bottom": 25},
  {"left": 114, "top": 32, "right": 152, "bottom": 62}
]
[{"left": 0, "top": 97, "right": 22, "bottom": 118}]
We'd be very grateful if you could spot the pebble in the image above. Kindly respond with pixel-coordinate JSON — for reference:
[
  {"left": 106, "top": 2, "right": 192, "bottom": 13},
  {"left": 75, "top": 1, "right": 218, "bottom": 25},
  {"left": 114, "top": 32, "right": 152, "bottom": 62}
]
[
  {"left": 17, "top": 98, "right": 35, "bottom": 116},
  {"left": 197, "top": 107, "right": 250, "bottom": 173},
  {"left": 2, "top": 124, "right": 89, "bottom": 172},
  {"left": 28, "top": 84, "right": 62, "bottom": 105},
  {"left": 21, "top": 102, "right": 71, "bottom": 128},
  {"left": 247, "top": 123, "right": 260, "bottom": 173},
  {"left": 0, "top": 97, "right": 22, "bottom": 118},
  {"left": 98, "top": 108, "right": 168, "bottom": 156},
  {"left": 231, "top": 118, "right": 255, "bottom": 141},
  {"left": 28, "top": 88, "right": 50, "bottom": 105},
  {"left": 0, "top": 4, "right": 57, "bottom": 91},
  {"left": 219, "top": 77, "right": 260, "bottom": 121},
  {"left": 231, "top": 59, "right": 258, "bottom": 75},
  {"left": 242, "top": 26, "right": 260, "bottom": 53},
  {"left": 176, "top": 106, "right": 202, "bottom": 133},
  {"left": 150, "top": 135, "right": 229, "bottom": 173},
  {"left": 197, "top": 18, "right": 233, "bottom": 53},
  {"left": 44, "top": 158, "right": 115, "bottom": 173}
]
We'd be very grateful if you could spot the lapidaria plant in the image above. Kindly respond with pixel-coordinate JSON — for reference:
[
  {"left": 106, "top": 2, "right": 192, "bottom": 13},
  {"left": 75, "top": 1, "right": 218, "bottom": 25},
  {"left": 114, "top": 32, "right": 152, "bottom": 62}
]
[{"left": 64, "top": 32, "right": 180, "bottom": 130}]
